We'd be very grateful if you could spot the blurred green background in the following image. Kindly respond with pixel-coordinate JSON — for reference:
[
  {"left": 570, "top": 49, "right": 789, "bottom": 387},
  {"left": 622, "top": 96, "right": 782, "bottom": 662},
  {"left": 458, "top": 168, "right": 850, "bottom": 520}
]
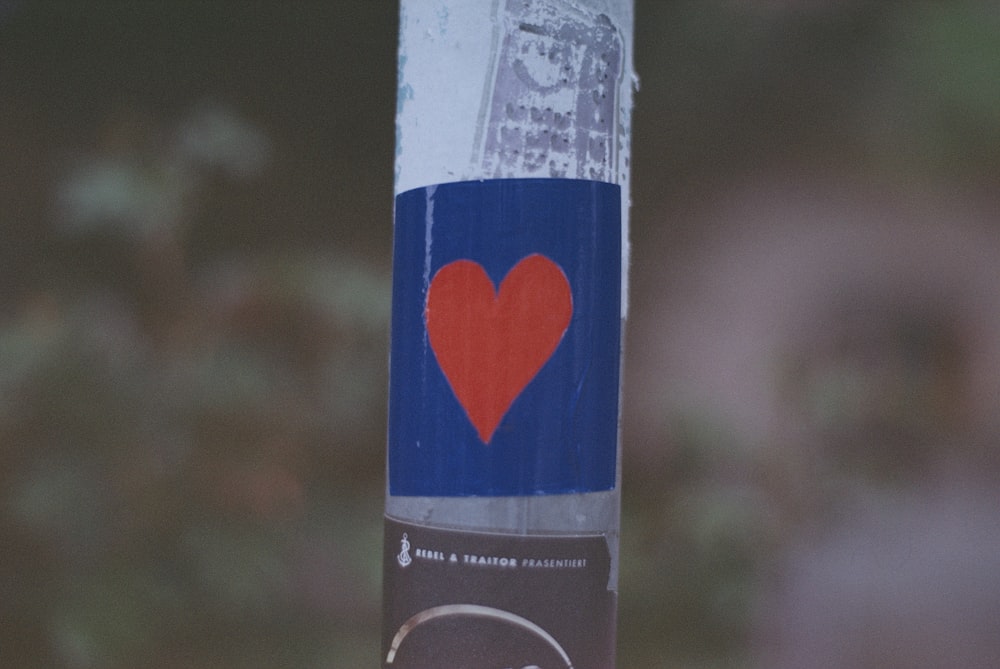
[{"left": 2, "top": 2, "right": 999, "bottom": 667}]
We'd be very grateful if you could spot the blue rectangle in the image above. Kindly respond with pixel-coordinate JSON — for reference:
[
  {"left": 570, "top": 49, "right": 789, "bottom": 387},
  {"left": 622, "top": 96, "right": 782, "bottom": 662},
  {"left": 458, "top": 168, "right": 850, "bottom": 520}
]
[{"left": 388, "top": 179, "right": 621, "bottom": 497}]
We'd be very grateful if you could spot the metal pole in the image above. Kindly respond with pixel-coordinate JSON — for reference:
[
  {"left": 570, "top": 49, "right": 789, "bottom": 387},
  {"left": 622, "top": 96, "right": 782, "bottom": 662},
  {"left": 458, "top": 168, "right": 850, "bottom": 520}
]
[{"left": 384, "top": 2, "right": 634, "bottom": 666}]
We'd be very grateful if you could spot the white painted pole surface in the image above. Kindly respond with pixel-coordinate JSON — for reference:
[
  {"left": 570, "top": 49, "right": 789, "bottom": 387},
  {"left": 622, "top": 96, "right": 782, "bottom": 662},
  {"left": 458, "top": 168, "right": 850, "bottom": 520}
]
[
  {"left": 384, "top": 2, "right": 634, "bottom": 666},
  {"left": 394, "top": 0, "right": 634, "bottom": 310}
]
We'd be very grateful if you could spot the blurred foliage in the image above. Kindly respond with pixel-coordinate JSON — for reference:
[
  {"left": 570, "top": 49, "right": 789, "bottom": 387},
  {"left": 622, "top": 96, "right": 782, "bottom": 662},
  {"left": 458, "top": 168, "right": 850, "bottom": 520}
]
[
  {"left": 1, "top": 101, "right": 390, "bottom": 667},
  {"left": 0, "top": 2, "right": 395, "bottom": 664},
  {"left": 882, "top": 2, "right": 1000, "bottom": 173},
  {"left": 0, "top": 1, "right": 997, "bottom": 667},
  {"left": 624, "top": 2, "right": 1000, "bottom": 667}
]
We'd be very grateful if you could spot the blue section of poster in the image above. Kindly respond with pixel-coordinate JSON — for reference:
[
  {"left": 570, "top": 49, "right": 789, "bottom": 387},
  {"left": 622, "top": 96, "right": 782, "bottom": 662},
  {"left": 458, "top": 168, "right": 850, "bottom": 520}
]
[{"left": 388, "top": 179, "right": 621, "bottom": 497}]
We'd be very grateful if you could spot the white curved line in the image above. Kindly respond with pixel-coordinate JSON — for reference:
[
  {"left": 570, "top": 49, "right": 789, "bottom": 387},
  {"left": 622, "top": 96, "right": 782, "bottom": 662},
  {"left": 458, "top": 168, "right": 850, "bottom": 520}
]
[{"left": 385, "top": 603, "right": 573, "bottom": 668}]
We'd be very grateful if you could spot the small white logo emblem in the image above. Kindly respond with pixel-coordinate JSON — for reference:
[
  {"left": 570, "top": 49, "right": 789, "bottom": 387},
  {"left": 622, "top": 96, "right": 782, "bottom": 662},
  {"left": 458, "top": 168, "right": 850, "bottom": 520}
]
[{"left": 397, "top": 533, "right": 412, "bottom": 568}]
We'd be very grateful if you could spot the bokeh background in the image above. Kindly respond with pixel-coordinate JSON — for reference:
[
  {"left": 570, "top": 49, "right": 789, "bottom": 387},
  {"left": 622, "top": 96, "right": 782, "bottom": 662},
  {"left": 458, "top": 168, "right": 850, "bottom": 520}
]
[{"left": 2, "top": 1, "right": 998, "bottom": 667}]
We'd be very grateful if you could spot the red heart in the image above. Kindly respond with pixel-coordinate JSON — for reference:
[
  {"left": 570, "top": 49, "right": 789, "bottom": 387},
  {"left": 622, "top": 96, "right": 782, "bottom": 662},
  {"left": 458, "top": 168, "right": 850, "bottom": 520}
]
[{"left": 426, "top": 254, "right": 573, "bottom": 443}]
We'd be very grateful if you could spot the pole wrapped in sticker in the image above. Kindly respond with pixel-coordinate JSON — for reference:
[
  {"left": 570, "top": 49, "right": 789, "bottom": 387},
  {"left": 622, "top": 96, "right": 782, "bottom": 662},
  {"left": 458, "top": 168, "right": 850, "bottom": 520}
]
[{"left": 384, "top": 2, "right": 634, "bottom": 667}]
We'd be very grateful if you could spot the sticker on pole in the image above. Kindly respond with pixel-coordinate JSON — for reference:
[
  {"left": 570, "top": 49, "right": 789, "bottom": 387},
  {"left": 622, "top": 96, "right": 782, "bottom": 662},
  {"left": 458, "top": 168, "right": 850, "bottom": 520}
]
[
  {"left": 382, "top": 517, "right": 616, "bottom": 668},
  {"left": 388, "top": 178, "right": 621, "bottom": 496}
]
